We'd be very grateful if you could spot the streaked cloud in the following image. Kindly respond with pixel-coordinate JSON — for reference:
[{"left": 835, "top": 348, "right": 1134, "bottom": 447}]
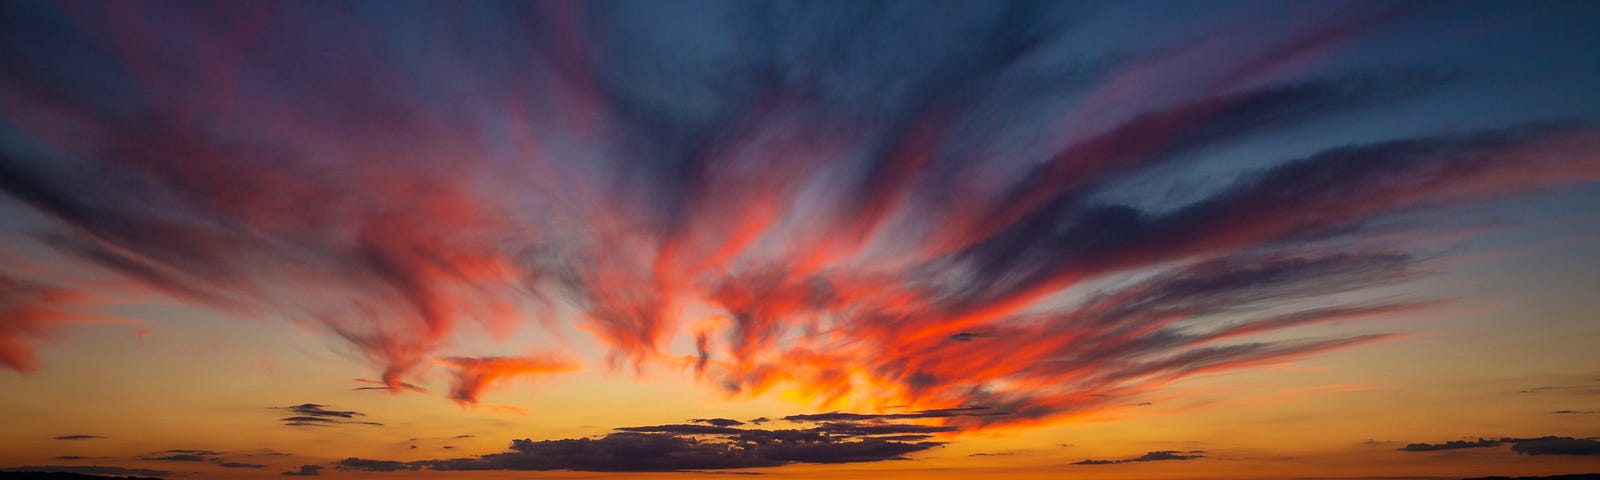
[{"left": 0, "top": 0, "right": 1595, "bottom": 436}]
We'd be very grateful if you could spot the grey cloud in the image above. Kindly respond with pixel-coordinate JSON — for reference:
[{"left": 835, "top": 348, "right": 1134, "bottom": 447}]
[
  {"left": 277, "top": 404, "right": 382, "bottom": 427},
  {"left": 1400, "top": 436, "right": 1600, "bottom": 456},
  {"left": 1073, "top": 450, "right": 1204, "bottom": 465},
  {"left": 337, "top": 458, "right": 419, "bottom": 472},
  {"left": 691, "top": 418, "right": 747, "bottom": 427},
  {"left": 282, "top": 465, "right": 323, "bottom": 476}
]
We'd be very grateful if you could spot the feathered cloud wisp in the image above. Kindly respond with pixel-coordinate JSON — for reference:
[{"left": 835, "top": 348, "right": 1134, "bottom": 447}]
[{"left": 1, "top": 1, "right": 1597, "bottom": 428}]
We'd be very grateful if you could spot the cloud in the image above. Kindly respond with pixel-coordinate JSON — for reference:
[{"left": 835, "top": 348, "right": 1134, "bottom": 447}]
[
  {"left": 276, "top": 404, "right": 382, "bottom": 427},
  {"left": 1399, "top": 438, "right": 1504, "bottom": 451},
  {"left": 0, "top": 1, "right": 1596, "bottom": 430},
  {"left": 337, "top": 408, "right": 973, "bottom": 472},
  {"left": 282, "top": 465, "right": 323, "bottom": 476},
  {"left": 692, "top": 418, "right": 747, "bottom": 427},
  {"left": 3, "top": 466, "right": 171, "bottom": 477},
  {"left": 1399, "top": 436, "right": 1600, "bottom": 456},
  {"left": 416, "top": 433, "right": 941, "bottom": 472},
  {"left": 1508, "top": 437, "right": 1600, "bottom": 456},
  {"left": 51, "top": 435, "right": 103, "bottom": 441},
  {"left": 1073, "top": 450, "right": 1205, "bottom": 465},
  {"left": 138, "top": 450, "right": 220, "bottom": 462},
  {"left": 134, "top": 449, "right": 271, "bottom": 468},
  {"left": 0, "top": 277, "right": 136, "bottom": 373},
  {"left": 615, "top": 424, "right": 747, "bottom": 435},
  {"left": 781, "top": 407, "right": 1005, "bottom": 423},
  {"left": 436, "top": 354, "right": 580, "bottom": 406},
  {"left": 337, "top": 458, "right": 421, "bottom": 472}
]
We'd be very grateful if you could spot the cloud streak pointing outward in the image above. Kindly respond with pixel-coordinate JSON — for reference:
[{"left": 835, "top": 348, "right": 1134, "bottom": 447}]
[{"left": 0, "top": 1, "right": 1598, "bottom": 434}]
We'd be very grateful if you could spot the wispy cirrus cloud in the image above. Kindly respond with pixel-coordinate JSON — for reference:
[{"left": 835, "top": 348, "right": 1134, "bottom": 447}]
[
  {"left": 0, "top": 1, "right": 1596, "bottom": 430},
  {"left": 1, "top": 276, "right": 142, "bottom": 373},
  {"left": 436, "top": 354, "right": 580, "bottom": 407}
]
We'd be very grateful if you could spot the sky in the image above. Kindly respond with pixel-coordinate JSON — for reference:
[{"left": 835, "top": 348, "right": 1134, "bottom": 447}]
[{"left": 0, "top": 1, "right": 1598, "bottom": 479}]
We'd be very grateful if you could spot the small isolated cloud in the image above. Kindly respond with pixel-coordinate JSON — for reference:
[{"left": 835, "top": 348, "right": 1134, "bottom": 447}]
[
  {"left": 948, "top": 332, "right": 995, "bottom": 342},
  {"left": 140, "top": 449, "right": 221, "bottom": 462},
  {"left": 1519, "top": 384, "right": 1600, "bottom": 395},
  {"left": 1399, "top": 436, "right": 1600, "bottom": 455},
  {"left": 282, "top": 465, "right": 323, "bottom": 476},
  {"left": 691, "top": 418, "right": 746, "bottom": 427},
  {"left": 277, "top": 403, "right": 382, "bottom": 427},
  {"left": 338, "top": 457, "right": 421, "bottom": 472},
  {"left": 216, "top": 461, "right": 267, "bottom": 469},
  {"left": 1074, "top": 450, "right": 1204, "bottom": 465},
  {"left": 53, "top": 435, "right": 104, "bottom": 441},
  {"left": 4, "top": 465, "right": 171, "bottom": 477}
]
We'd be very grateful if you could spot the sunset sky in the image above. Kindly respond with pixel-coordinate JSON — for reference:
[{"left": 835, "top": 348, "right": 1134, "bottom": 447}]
[{"left": 1, "top": 1, "right": 1599, "bottom": 479}]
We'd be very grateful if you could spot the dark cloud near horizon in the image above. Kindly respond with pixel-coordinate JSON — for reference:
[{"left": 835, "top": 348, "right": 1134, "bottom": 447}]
[
  {"left": 0, "top": 0, "right": 1597, "bottom": 427},
  {"left": 338, "top": 409, "right": 971, "bottom": 472},
  {"left": 1511, "top": 437, "right": 1600, "bottom": 456},
  {"left": 1074, "top": 450, "right": 1205, "bottom": 465},
  {"left": 138, "top": 450, "right": 219, "bottom": 462},
  {"left": 1400, "top": 436, "right": 1600, "bottom": 456},
  {"left": 281, "top": 465, "right": 322, "bottom": 476},
  {"left": 337, "top": 458, "right": 419, "bottom": 473},
  {"left": 50, "top": 436, "right": 102, "bottom": 441},
  {"left": 616, "top": 424, "right": 747, "bottom": 435},
  {"left": 3, "top": 466, "right": 170, "bottom": 478},
  {"left": 1400, "top": 438, "right": 1505, "bottom": 452},
  {"left": 134, "top": 449, "right": 269, "bottom": 468}
]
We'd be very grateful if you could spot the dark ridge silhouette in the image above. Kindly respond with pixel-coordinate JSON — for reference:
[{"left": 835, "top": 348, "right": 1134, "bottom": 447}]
[
  {"left": 0, "top": 473, "right": 162, "bottom": 480},
  {"left": 1461, "top": 475, "right": 1600, "bottom": 480}
]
